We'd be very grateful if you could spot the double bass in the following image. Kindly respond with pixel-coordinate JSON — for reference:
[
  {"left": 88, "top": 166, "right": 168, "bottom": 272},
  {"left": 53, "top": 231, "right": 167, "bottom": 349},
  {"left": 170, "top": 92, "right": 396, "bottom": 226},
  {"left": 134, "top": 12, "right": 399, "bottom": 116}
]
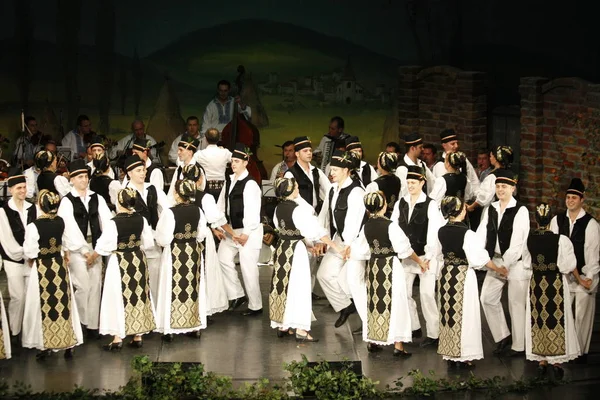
[{"left": 220, "top": 65, "right": 268, "bottom": 185}]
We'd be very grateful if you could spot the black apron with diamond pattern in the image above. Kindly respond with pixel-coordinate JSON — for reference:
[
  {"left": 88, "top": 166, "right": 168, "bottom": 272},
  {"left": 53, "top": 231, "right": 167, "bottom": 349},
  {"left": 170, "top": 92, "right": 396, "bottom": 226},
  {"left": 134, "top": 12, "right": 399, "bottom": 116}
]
[
  {"left": 437, "top": 222, "right": 469, "bottom": 358},
  {"left": 169, "top": 204, "right": 202, "bottom": 329},
  {"left": 527, "top": 230, "right": 566, "bottom": 356},
  {"left": 113, "top": 213, "right": 156, "bottom": 335},
  {"left": 269, "top": 200, "right": 304, "bottom": 324},
  {"left": 33, "top": 217, "right": 77, "bottom": 350}
]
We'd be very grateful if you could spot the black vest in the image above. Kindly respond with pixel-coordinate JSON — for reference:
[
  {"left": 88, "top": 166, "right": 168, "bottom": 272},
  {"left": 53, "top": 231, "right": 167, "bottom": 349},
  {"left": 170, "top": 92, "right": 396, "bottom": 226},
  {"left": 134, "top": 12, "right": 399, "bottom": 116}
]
[
  {"left": 364, "top": 217, "right": 396, "bottom": 257},
  {"left": 360, "top": 162, "right": 373, "bottom": 186},
  {"left": 556, "top": 212, "right": 594, "bottom": 274},
  {"left": 65, "top": 193, "right": 102, "bottom": 248},
  {"left": 398, "top": 158, "right": 428, "bottom": 194},
  {"left": 132, "top": 185, "right": 159, "bottom": 230},
  {"left": 0, "top": 203, "right": 37, "bottom": 263},
  {"left": 275, "top": 200, "right": 303, "bottom": 240},
  {"left": 373, "top": 174, "right": 401, "bottom": 218},
  {"left": 397, "top": 197, "right": 432, "bottom": 256},
  {"left": 438, "top": 221, "right": 469, "bottom": 266},
  {"left": 225, "top": 174, "right": 253, "bottom": 229},
  {"left": 328, "top": 179, "right": 367, "bottom": 241},
  {"left": 33, "top": 217, "right": 65, "bottom": 259},
  {"left": 37, "top": 171, "right": 58, "bottom": 194},
  {"left": 171, "top": 204, "right": 200, "bottom": 242},
  {"left": 90, "top": 175, "right": 115, "bottom": 210},
  {"left": 485, "top": 203, "right": 523, "bottom": 259},
  {"left": 113, "top": 213, "right": 144, "bottom": 252},
  {"left": 287, "top": 163, "right": 323, "bottom": 213},
  {"left": 527, "top": 230, "right": 560, "bottom": 273},
  {"left": 442, "top": 173, "right": 467, "bottom": 198}
]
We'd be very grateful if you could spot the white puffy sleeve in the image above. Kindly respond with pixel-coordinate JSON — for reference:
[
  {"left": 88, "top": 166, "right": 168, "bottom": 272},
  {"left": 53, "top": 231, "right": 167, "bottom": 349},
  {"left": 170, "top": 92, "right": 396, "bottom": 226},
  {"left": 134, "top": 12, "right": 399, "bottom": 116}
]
[
  {"left": 429, "top": 177, "right": 446, "bottom": 204},
  {"left": 424, "top": 199, "right": 443, "bottom": 261},
  {"left": 94, "top": 218, "right": 117, "bottom": 257},
  {"left": 464, "top": 230, "right": 490, "bottom": 269},
  {"left": 522, "top": 236, "right": 532, "bottom": 271},
  {"left": 364, "top": 180, "right": 379, "bottom": 194},
  {"left": 109, "top": 180, "right": 122, "bottom": 208},
  {"left": 54, "top": 175, "right": 72, "bottom": 198},
  {"left": 201, "top": 194, "right": 227, "bottom": 228},
  {"left": 389, "top": 222, "right": 414, "bottom": 259},
  {"left": 474, "top": 174, "right": 495, "bottom": 208},
  {"left": 197, "top": 209, "right": 209, "bottom": 242},
  {"left": 155, "top": 208, "right": 175, "bottom": 247},
  {"left": 23, "top": 222, "right": 40, "bottom": 260},
  {"left": 558, "top": 234, "right": 576, "bottom": 274},
  {"left": 582, "top": 219, "right": 600, "bottom": 278},
  {"left": 293, "top": 202, "right": 328, "bottom": 241},
  {"left": 141, "top": 218, "right": 155, "bottom": 252}
]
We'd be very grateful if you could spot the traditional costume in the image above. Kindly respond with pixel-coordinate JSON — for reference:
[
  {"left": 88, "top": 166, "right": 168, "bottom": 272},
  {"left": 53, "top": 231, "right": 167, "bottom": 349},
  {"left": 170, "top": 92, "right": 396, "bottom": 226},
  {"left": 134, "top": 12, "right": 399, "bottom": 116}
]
[
  {"left": 345, "top": 136, "right": 378, "bottom": 187},
  {"left": 365, "top": 152, "right": 401, "bottom": 219},
  {"left": 0, "top": 284, "right": 11, "bottom": 360},
  {"left": 431, "top": 129, "right": 480, "bottom": 196},
  {"left": 395, "top": 133, "right": 436, "bottom": 197},
  {"left": 35, "top": 150, "right": 70, "bottom": 197}
]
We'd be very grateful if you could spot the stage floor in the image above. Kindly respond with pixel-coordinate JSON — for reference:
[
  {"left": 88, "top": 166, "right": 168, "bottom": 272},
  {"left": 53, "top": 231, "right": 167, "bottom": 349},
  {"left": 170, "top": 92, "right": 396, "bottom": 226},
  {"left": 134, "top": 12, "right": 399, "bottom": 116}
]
[{"left": 1, "top": 265, "right": 600, "bottom": 397}]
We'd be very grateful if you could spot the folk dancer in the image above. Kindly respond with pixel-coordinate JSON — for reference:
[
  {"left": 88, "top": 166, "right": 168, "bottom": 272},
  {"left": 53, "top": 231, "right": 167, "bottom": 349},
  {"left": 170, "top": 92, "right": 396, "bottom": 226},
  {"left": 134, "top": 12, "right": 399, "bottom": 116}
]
[
  {"left": 477, "top": 169, "right": 530, "bottom": 356},
  {"left": 168, "top": 116, "right": 204, "bottom": 165},
  {"left": 167, "top": 134, "right": 201, "bottom": 204},
  {"left": 365, "top": 152, "right": 401, "bottom": 218},
  {"left": 35, "top": 150, "right": 71, "bottom": 197},
  {"left": 87, "top": 137, "right": 115, "bottom": 179},
  {"left": 431, "top": 129, "right": 480, "bottom": 196},
  {"left": 22, "top": 190, "right": 83, "bottom": 359},
  {"left": 395, "top": 133, "right": 435, "bottom": 197},
  {"left": 391, "top": 165, "right": 443, "bottom": 347},
  {"left": 0, "top": 278, "right": 10, "bottom": 359},
  {"left": 89, "top": 153, "right": 121, "bottom": 212},
  {"left": 123, "top": 138, "right": 166, "bottom": 193},
  {"left": 345, "top": 136, "right": 378, "bottom": 187},
  {"left": 195, "top": 128, "right": 232, "bottom": 201}
]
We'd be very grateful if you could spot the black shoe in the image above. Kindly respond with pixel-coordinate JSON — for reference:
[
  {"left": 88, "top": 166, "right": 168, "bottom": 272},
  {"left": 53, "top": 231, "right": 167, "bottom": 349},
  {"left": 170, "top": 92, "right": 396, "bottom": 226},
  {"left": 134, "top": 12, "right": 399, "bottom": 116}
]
[
  {"left": 295, "top": 333, "right": 319, "bottom": 342},
  {"left": 456, "top": 362, "right": 476, "bottom": 370},
  {"left": 447, "top": 360, "right": 457, "bottom": 368},
  {"left": 393, "top": 348, "right": 412, "bottom": 358},
  {"left": 367, "top": 343, "right": 383, "bottom": 353},
  {"left": 311, "top": 292, "right": 323, "bottom": 301},
  {"left": 161, "top": 334, "right": 174, "bottom": 342},
  {"left": 10, "top": 334, "right": 20, "bottom": 348},
  {"left": 207, "top": 316, "right": 215, "bottom": 325},
  {"left": 185, "top": 330, "right": 202, "bottom": 339},
  {"left": 102, "top": 341, "right": 123, "bottom": 351},
  {"left": 493, "top": 336, "right": 512, "bottom": 355},
  {"left": 334, "top": 304, "right": 356, "bottom": 328},
  {"left": 64, "top": 348, "right": 74, "bottom": 359},
  {"left": 128, "top": 338, "right": 144, "bottom": 348},
  {"left": 241, "top": 308, "right": 263, "bottom": 316},
  {"left": 352, "top": 327, "right": 363, "bottom": 336},
  {"left": 228, "top": 296, "right": 248, "bottom": 311},
  {"left": 420, "top": 337, "right": 439, "bottom": 348},
  {"left": 412, "top": 328, "right": 422, "bottom": 338},
  {"left": 35, "top": 349, "right": 52, "bottom": 360},
  {"left": 505, "top": 349, "right": 524, "bottom": 357},
  {"left": 537, "top": 364, "right": 548, "bottom": 377},
  {"left": 87, "top": 328, "right": 100, "bottom": 340},
  {"left": 553, "top": 365, "right": 564, "bottom": 380}
]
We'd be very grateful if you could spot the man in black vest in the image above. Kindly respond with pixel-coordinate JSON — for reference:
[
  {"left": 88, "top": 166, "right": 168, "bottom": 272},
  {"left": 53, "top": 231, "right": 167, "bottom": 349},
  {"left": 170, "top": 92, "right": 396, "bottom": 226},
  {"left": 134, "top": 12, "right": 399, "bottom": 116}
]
[
  {"left": 0, "top": 173, "right": 37, "bottom": 341},
  {"left": 550, "top": 178, "right": 599, "bottom": 357},
  {"left": 128, "top": 138, "right": 165, "bottom": 193},
  {"left": 344, "top": 136, "right": 377, "bottom": 187},
  {"left": 217, "top": 143, "right": 264, "bottom": 316},
  {"left": 167, "top": 134, "right": 200, "bottom": 204},
  {"left": 391, "top": 165, "right": 443, "bottom": 346},
  {"left": 476, "top": 169, "right": 530, "bottom": 356},
  {"left": 395, "top": 133, "right": 435, "bottom": 197},
  {"left": 57, "top": 159, "right": 113, "bottom": 336}
]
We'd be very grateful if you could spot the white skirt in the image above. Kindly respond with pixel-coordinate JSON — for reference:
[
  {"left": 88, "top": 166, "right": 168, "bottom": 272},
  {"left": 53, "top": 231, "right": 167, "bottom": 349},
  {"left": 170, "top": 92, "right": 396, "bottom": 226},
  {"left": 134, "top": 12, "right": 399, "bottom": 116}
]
[
  {"left": 270, "top": 241, "right": 314, "bottom": 331},
  {"left": 21, "top": 261, "right": 84, "bottom": 351},
  {"left": 526, "top": 274, "right": 580, "bottom": 364},
  {"left": 204, "top": 233, "right": 229, "bottom": 315},
  {"left": 363, "top": 257, "right": 412, "bottom": 345},
  {"left": 443, "top": 268, "right": 483, "bottom": 362},
  {"left": 154, "top": 245, "right": 207, "bottom": 334},
  {"left": 99, "top": 253, "right": 157, "bottom": 338},
  {"left": 0, "top": 290, "right": 11, "bottom": 359}
]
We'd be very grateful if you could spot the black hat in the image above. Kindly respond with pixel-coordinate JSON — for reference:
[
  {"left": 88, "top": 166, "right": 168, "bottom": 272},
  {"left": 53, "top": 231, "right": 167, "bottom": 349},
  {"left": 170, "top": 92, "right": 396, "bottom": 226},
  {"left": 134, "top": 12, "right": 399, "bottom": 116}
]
[
  {"left": 406, "top": 165, "right": 425, "bottom": 181},
  {"left": 178, "top": 134, "right": 200, "bottom": 152},
  {"left": 231, "top": 143, "right": 250, "bottom": 161},
  {"left": 345, "top": 136, "right": 363, "bottom": 151},
  {"left": 68, "top": 159, "right": 90, "bottom": 178},
  {"left": 494, "top": 169, "right": 518, "bottom": 186},
  {"left": 88, "top": 136, "right": 105, "bottom": 150},
  {"left": 7, "top": 171, "right": 25, "bottom": 187},
  {"left": 567, "top": 178, "right": 585, "bottom": 197},
  {"left": 330, "top": 150, "right": 354, "bottom": 168},
  {"left": 440, "top": 129, "right": 458, "bottom": 143},
  {"left": 404, "top": 132, "right": 423, "bottom": 146},
  {"left": 124, "top": 154, "right": 145, "bottom": 172},
  {"left": 132, "top": 138, "right": 150, "bottom": 152},
  {"left": 293, "top": 136, "right": 312, "bottom": 152}
]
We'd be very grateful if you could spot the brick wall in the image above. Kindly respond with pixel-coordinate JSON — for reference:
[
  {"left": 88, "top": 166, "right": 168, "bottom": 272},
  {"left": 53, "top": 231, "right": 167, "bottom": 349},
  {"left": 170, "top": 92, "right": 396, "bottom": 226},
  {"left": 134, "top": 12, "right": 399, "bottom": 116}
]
[
  {"left": 519, "top": 77, "right": 600, "bottom": 218},
  {"left": 397, "top": 65, "right": 487, "bottom": 163}
]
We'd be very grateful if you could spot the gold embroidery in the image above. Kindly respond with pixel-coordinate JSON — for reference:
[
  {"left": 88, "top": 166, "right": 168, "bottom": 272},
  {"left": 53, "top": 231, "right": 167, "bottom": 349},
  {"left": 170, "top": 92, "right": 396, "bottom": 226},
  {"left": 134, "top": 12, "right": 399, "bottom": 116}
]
[
  {"left": 366, "top": 255, "right": 393, "bottom": 342},
  {"left": 269, "top": 239, "right": 301, "bottom": 323},
  {"left": 532, "top": 254, "right": 558, "bottom": 272},
  {"left": 443, "top": 251, "right": 468, "bottom": 267},
  {"left": 276, "top": 220, "right": 301, "bottom": 237},
  {"left": 369, "top": 239, "right": 394, "bottom": 255},
  {"left": 117, "top": 234, "right": 142, "bottom": 250},
  {"left": 39, "top": 237, "right": 61, "bottom": 255},
  {"left": 438, "top": 264, "right": 468, "bottom": 358},
  {"left": 174, "top": 223, "right": 197, "bottom": 240}
]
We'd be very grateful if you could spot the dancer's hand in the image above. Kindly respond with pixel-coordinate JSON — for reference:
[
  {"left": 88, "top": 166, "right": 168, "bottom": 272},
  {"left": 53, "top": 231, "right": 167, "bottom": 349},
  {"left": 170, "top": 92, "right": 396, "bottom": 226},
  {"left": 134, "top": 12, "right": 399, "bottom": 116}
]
[
  {"left": 496, "top": 266, "right": 508, "bottom": 278},
  {"left": 419, "top": 259, "right": 430, "bottom": 273},
  {"left": 579, "top": 276, "right": 593, "bottom": 290},
  {"left": 212, "top": 229, "right": 225, "bottom": 241}
]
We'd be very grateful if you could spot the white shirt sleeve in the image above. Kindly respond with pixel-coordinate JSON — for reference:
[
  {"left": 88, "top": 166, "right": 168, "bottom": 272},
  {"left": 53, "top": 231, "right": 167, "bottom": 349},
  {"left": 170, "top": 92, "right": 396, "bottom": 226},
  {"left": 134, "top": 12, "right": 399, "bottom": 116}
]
[
  {"left": 241, "top": 180, "right": 262, "bottom": 236},
  {"left": 390, "top": 199, "right": 400, "bottom": 223},
  {"left": 474, "top": 174, "right": 496, "bottom": 208},
  {"left": 141, "top": 218, "right": 155, "bottom": 252},
  {"left": 109, "top": 180, "right": 122, "bottom": 208},
  {"left": 197, "top": 209, "right": 209, "bottom": 242},
  {"left": 23, "top": 222, "right": 40, "bottom": 260},
  {"left": 432, "top": 161, "right": 446, "bottom": 178},
  {"left": 550, "top": 216, "right": 559, "bottom": 234},
  {"left": 341, "top": 187, "right": 367, "bottom": 247},
  {"left": 558, "top": 234, "right": 577, "bottom": 274},
  {"left": 201, "top": 194, "right": 227, "bottom": 228},
  {"left": 57, "top": 198, "right": 90, "bottom": 254},
  {"left": 389, "top": 222, "right": 414, "bottom": 259},
  {"left": 168, "top": 135, "right": 182, "bottom": 165},
  {"left": 522, "top": 236, "right": 532, "bottom": 270},
  {"left": 97, "top": 195, "right": 114, "bottom": 232},
  {"left": 465, "top": 158, "right": 480, "bottom": 200},
  {"left": 395, "top": 166, "right": 408, "bottom": 198},
  {"left": 94, "top": 218, "right": 117, "bottom": 257},
  {"left": 54, "top": 175, "right": 72, "bottom": 198},
  {"left": 201, "top": 104, "right": 215, "bottom": 134},
  {"left": 429, "top": 176, "right": 446, "bottom": 204},
  {"left": 292, "top": 202, "right": 328, "bottom": 241},
  {"left": 364, "top": 181, "right": 379, "bottom": 194},
  {"left": 0, "top": 209, "right": 24, "bottom": 261},
  {"left": 464, "top": 230, "right": 491, "bottom": 269},
  {"left": 424, "top": 164, "right": 436, "bottom": 196},
  {"left": 270, "top": 163, "right": 282, "bottom": 182},
  {"left": 475, "top": 206, "right": 490, "bottom": 245},
  {"left": 583, "top": 219, "right": 600, "bottom": 277},
  {"left": 149, "top": 168, "right": 165, "bottom": 193},
  {"left": 155, "top": 208, "right": 175, "bottom": 247},
  {"left": 502, "top": 206, "right": 530, "bottom": 268},
  {"left": 155, "top": 186, "right": 170, "bottom": 216},
  {"left": 424, "top": 199, "right": 443, "bottom": 261}
]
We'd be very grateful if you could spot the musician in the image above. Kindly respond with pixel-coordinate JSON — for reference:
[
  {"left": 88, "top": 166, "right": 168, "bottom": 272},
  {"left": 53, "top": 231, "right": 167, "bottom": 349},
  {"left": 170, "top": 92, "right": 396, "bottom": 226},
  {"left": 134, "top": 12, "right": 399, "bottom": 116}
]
[
  {"left": 87, "top": 137, "right": 115, "bottom": 179},
  {"left": 0, "top": 172, "right": 38, "bottom": 340},
  {"left": 167, "top": 134, "right": 200, "bottom": 204},
  {"left": 217, "top": 143, "right": 263, "bottom": 316},
  {"left": 13, "top": 116, "right": 47, "bottom": 167},
  {"left": 168, "top": 116, "right": 204, "bottom": 165},
  {"left": 61, "top": 115, "right": 94, "bottom": 161},
  {"left": 200, "top": 80, "right": 251, "bottom": 135},
  {"left": 314, "top": 116, "right": 350, "bottom": 171},
  {"left": 269, "top": 140, "right": 296, "bottom": 182},
  {"left": 345, "top": 136, "right": 377, "bottom": 187},
  {"left": 432, "top": 129, "right": 480, "bottom": 197},
  {"left": 34, "top": 150, "right": 71, "bottom": 198},
  {"left": 195, "top": 128, "right": 232, "bottom": 200},
  {"left": 108, "top": 120, "right": 160, "bottom": 163},
  {"left": 123, "top": 138, "right": 165, "bottom": 192}
]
